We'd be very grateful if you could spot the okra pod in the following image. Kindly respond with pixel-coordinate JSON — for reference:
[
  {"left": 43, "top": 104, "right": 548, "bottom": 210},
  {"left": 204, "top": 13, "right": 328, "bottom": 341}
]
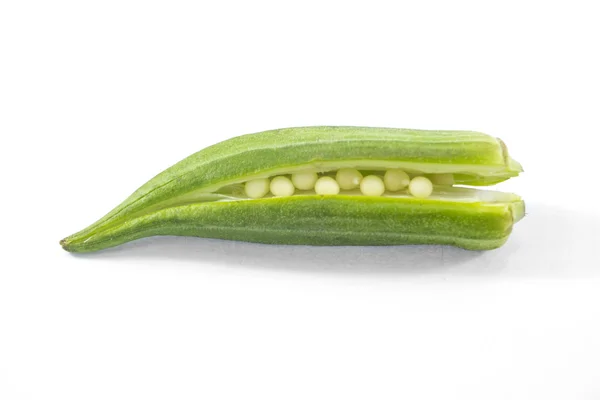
[{"left": 61, "top": 126, "right": 524, "bottom": 252}]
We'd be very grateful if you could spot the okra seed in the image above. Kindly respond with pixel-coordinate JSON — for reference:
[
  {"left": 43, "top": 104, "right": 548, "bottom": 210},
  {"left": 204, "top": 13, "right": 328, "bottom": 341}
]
[
  {"left": 245, "top": 178, "right": 270, "bottom": 199},
  {"left": 315, "top": 176, "right": 340, "bottom": 195},
  {"left": 384, "top": 169, "right": 410, "bottom": 191},
  {"left": 291, "top": 171, "right": 318, "bottom": 190},
  {"left": 336, "top": 168, "right": 363, "bottom": 190},
  {"left": 270, "top": 176, "right": 295, "bottom": 197},
  {"left": 409, "top": 176, "right": 433, "bottom": 198},
  {"left": 360, "top": 175, "right": 385, "bottom": 196}
]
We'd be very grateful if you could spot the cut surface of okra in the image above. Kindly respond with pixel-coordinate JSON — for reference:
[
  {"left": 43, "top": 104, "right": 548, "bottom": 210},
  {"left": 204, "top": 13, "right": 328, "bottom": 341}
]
[{"left": 61, "top": 126, "right": 524, "bottom": 253}]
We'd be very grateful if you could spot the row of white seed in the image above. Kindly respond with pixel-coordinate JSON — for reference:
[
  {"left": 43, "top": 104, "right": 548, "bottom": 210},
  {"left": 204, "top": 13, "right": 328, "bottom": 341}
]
[{"left": 244, "top": 168, "right": 435, "bottom": 199}]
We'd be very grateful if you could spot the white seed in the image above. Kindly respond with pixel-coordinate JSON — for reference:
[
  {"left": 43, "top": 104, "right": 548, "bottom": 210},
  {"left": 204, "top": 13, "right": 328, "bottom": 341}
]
[
  {"left": 314, "top": 176, "right": 340, "bottom": 195},
  {"left": 335, "top": 168, "right": 363, "bottom": 190},
  {"left": 270, "top": 176, "right": 295, "bottom": 197},
  {"left": 244, "top": 178, "right": 270, "bottom": 199},
  {"left": 428, "top": 173, "right": 454, "bottom": 185},
  {"left": 291, "top": 171, "right": 318, "bottom": 190},
  {"left": 383, "top": 169, "right": 410, "bottom": 191},
  {"left": 360, "top": 175, "right": 385, "bottom": 196},
  {"left": 408, "top": 176, "right": 433, "bottom": 198}
]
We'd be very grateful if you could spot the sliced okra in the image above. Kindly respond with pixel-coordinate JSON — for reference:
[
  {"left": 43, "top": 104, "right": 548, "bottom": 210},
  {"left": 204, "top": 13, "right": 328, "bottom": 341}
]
[{"left": 60, "top": 126, "right": 524, "bottom": 252}]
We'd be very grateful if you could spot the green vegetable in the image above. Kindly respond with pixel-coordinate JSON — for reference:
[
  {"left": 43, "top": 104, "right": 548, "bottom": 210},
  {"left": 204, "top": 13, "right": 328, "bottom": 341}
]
[{"left": 60, "top": 126, "right": 524, "bottom": 252}]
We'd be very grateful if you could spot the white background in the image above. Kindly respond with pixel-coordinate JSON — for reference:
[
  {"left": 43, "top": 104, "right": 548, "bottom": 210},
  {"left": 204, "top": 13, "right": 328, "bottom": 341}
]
[{"left": 1, "top": 1, "right": 599, "bottom": 399}]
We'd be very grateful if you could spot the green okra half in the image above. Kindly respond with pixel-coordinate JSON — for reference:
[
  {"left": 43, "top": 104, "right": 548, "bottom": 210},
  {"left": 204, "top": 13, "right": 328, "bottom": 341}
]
[{"left": 61, "top": 126, "right": 524, "bottom": 252}]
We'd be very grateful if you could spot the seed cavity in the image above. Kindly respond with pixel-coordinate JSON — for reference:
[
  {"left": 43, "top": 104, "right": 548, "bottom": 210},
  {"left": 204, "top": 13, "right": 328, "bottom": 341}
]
[
  {"left": 241, "top": 170, "right": 446, "bottom": 199},
  {"left": 428, "top": 173, "right": 454, "bottom": 185}
]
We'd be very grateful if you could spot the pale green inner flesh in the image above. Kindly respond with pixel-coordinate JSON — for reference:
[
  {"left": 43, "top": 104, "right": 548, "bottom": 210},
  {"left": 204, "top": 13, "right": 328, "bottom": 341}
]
[
  {"left": 240, "top": 160, "right": 513, "bottom": 177},
  {"left": 191, "top": 160, "right": 519, "bottom": 196}
]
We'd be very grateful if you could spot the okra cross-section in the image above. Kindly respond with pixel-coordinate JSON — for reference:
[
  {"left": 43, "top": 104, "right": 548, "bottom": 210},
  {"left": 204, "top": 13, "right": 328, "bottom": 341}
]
[{"left": 60, "top": 126, "right": 524, "bottom": 253}]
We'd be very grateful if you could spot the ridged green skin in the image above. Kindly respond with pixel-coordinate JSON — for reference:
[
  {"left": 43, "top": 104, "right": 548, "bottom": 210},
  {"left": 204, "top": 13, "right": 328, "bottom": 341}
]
[
  {"left": 62, "top": 196, "right": 521, "bottom": 252},
  {"left": 61, "top": 126, "right": 524, "bottom": 252}
]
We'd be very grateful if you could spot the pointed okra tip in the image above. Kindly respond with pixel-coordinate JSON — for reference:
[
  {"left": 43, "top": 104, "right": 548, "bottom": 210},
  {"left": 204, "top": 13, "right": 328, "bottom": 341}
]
[
  {"left": 59, "top": 237, "right": 70, "bottom": 251},
  {"left": 60, "top": 236, "right": 81, "bottom": 253}
]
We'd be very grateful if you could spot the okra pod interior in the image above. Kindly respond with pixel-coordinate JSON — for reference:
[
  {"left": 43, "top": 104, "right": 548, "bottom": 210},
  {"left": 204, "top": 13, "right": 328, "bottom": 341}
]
[{"left": 221, "top": 169, "right": 493, "bottom": 201}]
